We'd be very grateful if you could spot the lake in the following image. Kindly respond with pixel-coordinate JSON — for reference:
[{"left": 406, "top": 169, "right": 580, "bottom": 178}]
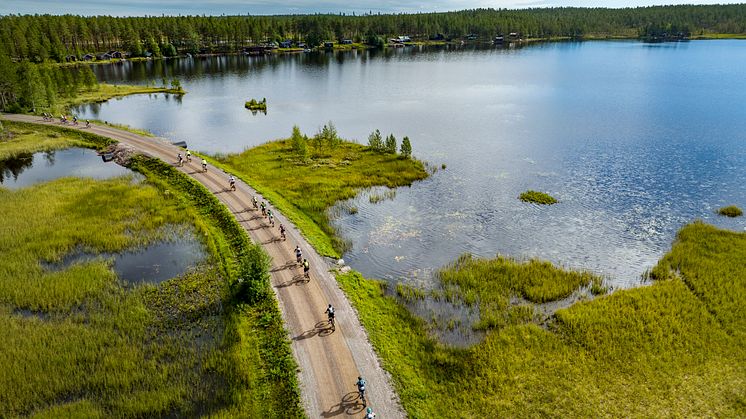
[{"left": 74, "top": 40, "right": 746, "bottom": 287}]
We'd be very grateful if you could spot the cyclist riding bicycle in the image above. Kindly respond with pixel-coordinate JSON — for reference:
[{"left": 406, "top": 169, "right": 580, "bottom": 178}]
[
  {"left": 302, "top": 258, "right": 310, "bottom": 278},
  {"left": 177, "top": 153, "right": 183, "bottom": 166},
  {"left": 185, "top": 150, "right": 192, "bottom": 162},
  {"left": 325, "top": 304, "right": 335, "bottom": 326},
  {"left": 364, "top": 407, "right": 376, "bottom": 419},
  {"left": 279, "top": 224, "right": 286, "bottom": 240},
  {"left": 252, "top": 196, "right": 258, "bottom": 209},
  {"left": 295, "top": 246, "right": 302, "bottom": 264},
  {"left": 201, "top": 159, "right": 208, "bottom": 172},
  {"left": 229, "top": 175, "right": 236, "bottom": 191},
  {"left": 268, "top": 213, "right": 274, "bottom": 226},
  {"left": 260, "top": 202, "right": 266, "bottom": 216},
  {"left": 356, "top": 376, "right": 367, "bottom": 405}
]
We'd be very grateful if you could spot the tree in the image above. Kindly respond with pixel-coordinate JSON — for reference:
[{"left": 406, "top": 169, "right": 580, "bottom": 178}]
[
  {"left": 321, "top": 121, "right": 341, "bottom": 149},
  {"left": 161, "top": 43, "right": 178, "bottom": 57},
  {"left": 367, "top": 129, "right": 383, "bottom": 151},
  {"left": 385, "top": 134, "right": 397, "bottom": 154},
  {"left": 290, "top": 125, "right": 308, "bottom": 157},
  {"left": 400, "top": 136, "right": 412, "bottom": 158},
  {"left": 147, "top": 37, "right": 161, "bottom": 57},
  {"left": 170, "top": 78, "right": 182, "bottom": 91}
]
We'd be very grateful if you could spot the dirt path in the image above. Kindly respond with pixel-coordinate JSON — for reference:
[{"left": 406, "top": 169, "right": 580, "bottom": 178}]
[{"left": 3, "top": 114, "right": 404, "bottom": 419}]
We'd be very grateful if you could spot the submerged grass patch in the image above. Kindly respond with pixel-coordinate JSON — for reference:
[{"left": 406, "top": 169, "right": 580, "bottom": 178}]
[
  {"left": 717, "top": 205, "right": 743, "bottom": 217},
  {"left": 216, "top": 138, "right": 429, "bottom": 257},
  {"left": 338, "top": 222, "right": 746, "bottom": 417},
  {"left": 519, "top": 189, "right": 558, "bottom": 205}
]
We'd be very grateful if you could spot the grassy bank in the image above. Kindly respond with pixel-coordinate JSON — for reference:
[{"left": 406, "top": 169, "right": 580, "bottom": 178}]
[
  {"left": 0, "top": 125, "right": 301, "bottom": 417},
  {"left": 214, "top": 136, "right": 429, "bottom": 257},
  {"left": 61, "top": 83, "right": 184, "bottom": 110},
  {"left": 0, "top": 120, "right": 112, "bottom": 160},
  {"left": 337, "top": 222, "right": 746, "bottom": 417}
]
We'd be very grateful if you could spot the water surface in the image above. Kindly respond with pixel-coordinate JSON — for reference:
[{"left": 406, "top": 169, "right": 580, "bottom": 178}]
[
  {"left": 75, "top": 41, "right": 746, "bottom": 287},
  {"left": 0, "top": 148, "right": 132, "bottom": 188}
]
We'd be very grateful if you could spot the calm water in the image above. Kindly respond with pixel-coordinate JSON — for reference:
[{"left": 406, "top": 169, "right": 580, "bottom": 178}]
[
  {"left": 0, "top": 148, "right": 132, "bottom": 188},
  {"left": 75, "top": 41, "right": 746, "bottom": 287}
]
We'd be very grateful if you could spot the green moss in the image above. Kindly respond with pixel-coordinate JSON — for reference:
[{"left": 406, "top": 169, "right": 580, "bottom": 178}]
[
  {"left": 718, "top": 205, "right": 743, "bottom": 217},
  {"left": 519, "top": 190, "right": 558, "bottom": 205}
]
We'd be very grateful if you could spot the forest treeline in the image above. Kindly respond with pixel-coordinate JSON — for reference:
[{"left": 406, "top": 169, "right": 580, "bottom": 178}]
[{"left": 2, "top": 4, "right": 746, "bottom": 61}]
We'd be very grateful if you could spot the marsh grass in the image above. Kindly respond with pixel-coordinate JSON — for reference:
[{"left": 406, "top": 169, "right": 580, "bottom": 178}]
[
  {"left": 0, "top": 127, "right": 301, "bottom": 417},
  {"left": 217, "top": 138, "right": 428, "bottom": 257},
  {"left": 519, "top": 190, "right": 558, "bottom": 204},
  {"left": 369, "top": 189, "right": 396, "bottom": 204},
  {"left": 717, "top": 205, "right": 743, "bottom": 217},
  {"left": 337, "top": 222, "right": 746, "bottom": 417},
  {"left": 0, "top": 120, "right": 110, "bottom": 160}
]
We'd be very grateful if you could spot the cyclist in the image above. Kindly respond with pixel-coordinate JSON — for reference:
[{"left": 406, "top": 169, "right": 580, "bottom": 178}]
[
  {"left": 268, "top": 212, "right": 275, "bottom": 227},
  {"left": 72, "top": 115, "right": 78, "bottom": 125},
  {"left": 364, "top": 407, "right": 375, "bottom": 419},
  {"left": 325, "top": 304, "right": 335, "bottom": 327},
  {"left": 260, "top": 202, "right": 267, "bottom": 216},
  {"left": 279, "top": 224, "right": 286, "bottom": 240},
  {"left": 85, "top": 120, "right": 90, "bottom": 128},
  {"left": 252, "top": 196, "right": 258, "bottom": 209},
  {"left": 295, "top": 246, "right": 302, "bottom": 264},
  {"left": 302, "top": 258, "right": 310, "bottom": 279},
  {"left": 356, "top": 376, "right": 367, "bottom": 406},
  {"left": 185, "top": 149, "right": 192, "bottom": 162},
  {"left": 229, "top": 175, "right": 236, "bottom": 191},
  {"left": 177, "top": 153, "right": 184, "bottom": 166},
  {"left": 201, "top": 159, "right": 208, "bottom": 172}
]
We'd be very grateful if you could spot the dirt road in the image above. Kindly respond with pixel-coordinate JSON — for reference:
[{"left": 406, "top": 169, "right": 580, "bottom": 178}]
[{"left": 3, "top": 114, "right": 404, "bottom": 419}]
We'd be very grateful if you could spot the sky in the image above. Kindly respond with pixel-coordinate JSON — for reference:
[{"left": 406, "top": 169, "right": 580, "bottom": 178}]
[{"left": 1, "top": 0, "right": 741, "bottom": 16}]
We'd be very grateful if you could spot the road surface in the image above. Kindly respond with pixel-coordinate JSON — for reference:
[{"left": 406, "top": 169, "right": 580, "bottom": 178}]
[{"left": 2, "top": 114, "right": 404, "bottom": 419}]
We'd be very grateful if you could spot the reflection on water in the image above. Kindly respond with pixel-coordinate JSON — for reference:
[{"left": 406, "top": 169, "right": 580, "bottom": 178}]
[
  {"left": 0, "top": 148, "right": 133, "bottom": 189},
  {"left": 44, "top": 233, "right": 208, "bottom": 285},
  {"left": 75, "top": 41, "right": 746, "bottom": 288}
]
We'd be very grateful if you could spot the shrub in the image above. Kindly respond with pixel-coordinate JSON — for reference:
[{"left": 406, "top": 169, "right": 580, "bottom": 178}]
[{"left": 290, "top": 125, "right": 308, "bottom": 157}]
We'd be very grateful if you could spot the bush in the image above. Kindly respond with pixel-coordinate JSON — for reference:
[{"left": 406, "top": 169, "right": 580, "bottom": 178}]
[
  {"left": 290, "top": 125, "right": 308, "bottom": 157},
  {"left": 718, "top": 205, "right": 743, "bottom": 217}
]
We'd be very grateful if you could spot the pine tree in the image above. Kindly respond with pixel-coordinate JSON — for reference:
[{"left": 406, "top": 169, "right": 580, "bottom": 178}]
[
  {"left": 400, "top": 136, "right": 412, "bottom": 158},
  {"left": 290, "top": 125, "right": 308, "bottom": 157},
  {"left": 385, "top": 134, "right": 397, "bottom": 154},
  {"left": 368, "top": 129, "right": 383, "bottom": 151}
]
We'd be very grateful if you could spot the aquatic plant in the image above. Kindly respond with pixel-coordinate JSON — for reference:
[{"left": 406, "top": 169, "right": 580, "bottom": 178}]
[
  {"left": 717, "top": 205, "right": 743, "bottom": 217},
  {"left": 519, "top": 190, "right": 558, "bottom": 205}
]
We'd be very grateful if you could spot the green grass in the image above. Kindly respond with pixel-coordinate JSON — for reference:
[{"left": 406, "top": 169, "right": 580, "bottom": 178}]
[
  {"left": 0, "top": 124, "right": 301, "bottom": 417},
  {"left": 519, "top": 190, "right": 558, "bottom": 205},
  {"left": 61, "top": 83, "right": 184, "bottom": 109},
  {"left": 0, "top": 120, "right": 112, "bottom": 160},
  {"left": 717, "top": 205, "right": 743, "bottom": 217},
  {"left": 338, "top": 222, "right": 746, "bottom": 417},
  {"left": 215, "top": 138, "right": 429, "bottom": 257}
]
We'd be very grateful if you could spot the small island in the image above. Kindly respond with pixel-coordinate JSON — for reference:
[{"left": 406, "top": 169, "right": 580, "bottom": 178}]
[
  {"left": 717, "top": 205, "right": 743, "bottom": 217},
  {"left": 519, "top": 190, "right": 558, "bottom": 205},
  {"left": 245, "top": 98, "right": 267, "bottom": 111}
]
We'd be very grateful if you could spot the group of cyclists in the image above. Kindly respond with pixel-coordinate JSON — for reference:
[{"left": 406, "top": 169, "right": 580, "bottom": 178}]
[
  {"left": 172, "top": 146, "right": 377, "bottom": 418},
  {"left": 41, "top": 113, "right": 90, "bottom": 128}
]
